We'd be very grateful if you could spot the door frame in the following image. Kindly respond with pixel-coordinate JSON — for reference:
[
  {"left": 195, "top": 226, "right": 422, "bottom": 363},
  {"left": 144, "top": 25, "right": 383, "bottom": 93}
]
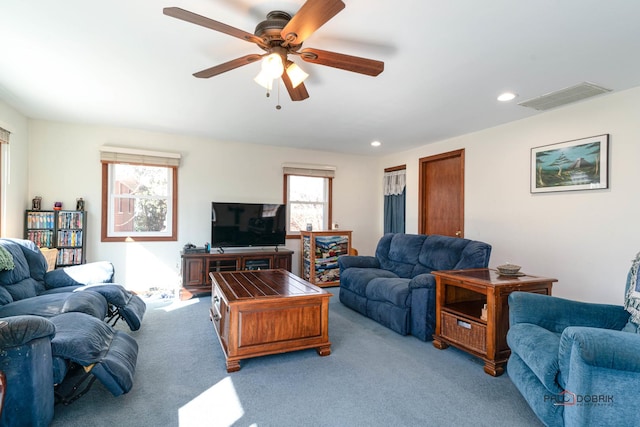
[{"left": 418, "top": 149, "right": 465, "bottom": 237}]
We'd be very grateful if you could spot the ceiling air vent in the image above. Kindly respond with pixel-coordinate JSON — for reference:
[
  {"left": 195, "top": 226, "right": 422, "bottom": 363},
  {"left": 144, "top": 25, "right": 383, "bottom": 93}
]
[{"left": 518, "top": 82, "right": 612, "bottom": 111}]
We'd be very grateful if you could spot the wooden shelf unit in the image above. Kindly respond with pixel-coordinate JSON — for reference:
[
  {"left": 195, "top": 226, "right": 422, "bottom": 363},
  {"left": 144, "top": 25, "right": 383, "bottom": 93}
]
[
  {"left": 300, "top": 230, "right": 352, "bottom": 287},
  {"left": 25, "top": 210, "right": 86, "bottom": 267}
]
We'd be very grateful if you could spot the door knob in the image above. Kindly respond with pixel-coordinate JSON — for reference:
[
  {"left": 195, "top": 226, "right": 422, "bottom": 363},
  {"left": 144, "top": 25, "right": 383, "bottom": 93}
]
[{"left": 455, "top": 230, "right": 462, "bottom": 237}]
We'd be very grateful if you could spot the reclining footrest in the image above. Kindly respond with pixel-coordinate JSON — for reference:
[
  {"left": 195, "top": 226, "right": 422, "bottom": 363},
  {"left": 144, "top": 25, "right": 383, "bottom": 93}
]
[
  {"left": 50, "top": 312, "right": 139, "bottom": 400},
  {"left": 54, "top": 363, "right": 98, "bottom": 405},
  {"left": 76, "top": 284, "right": 147, "bottom": 331}
]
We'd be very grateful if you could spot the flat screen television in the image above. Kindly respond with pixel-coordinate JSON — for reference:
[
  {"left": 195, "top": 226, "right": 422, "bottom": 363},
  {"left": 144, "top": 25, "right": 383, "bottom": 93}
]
[{"left": 211, "top": 202, "right": 286, "bottom": 248}]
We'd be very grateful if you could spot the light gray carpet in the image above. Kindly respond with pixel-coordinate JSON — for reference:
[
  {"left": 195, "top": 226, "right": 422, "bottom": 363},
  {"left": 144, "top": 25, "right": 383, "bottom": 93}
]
[{"left": 51, "top": 289, "right": 542, "bottom": 427}]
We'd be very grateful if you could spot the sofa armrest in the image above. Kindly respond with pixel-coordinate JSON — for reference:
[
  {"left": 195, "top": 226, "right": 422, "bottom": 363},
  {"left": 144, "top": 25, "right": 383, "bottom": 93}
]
[
  {"left": 560, "top": 326, "right": 640, "bottom": 372},
  {"left": 44, "top": 261, "right": 115, "bottom": 289},
  {"left": 508, "top": 292, "right": 629, "bottom": 334},
  {"left": 0, "top": 315, "right": 56, "bottom": 348},
  {"left": 408, "top": 273, "right": 436, "bottom": 290},
  {"left": 558, "top": 326, "right": 640, "bottom": 427},
  {"left": 338, "top": 255, "right": 379, "bottom": 273}
]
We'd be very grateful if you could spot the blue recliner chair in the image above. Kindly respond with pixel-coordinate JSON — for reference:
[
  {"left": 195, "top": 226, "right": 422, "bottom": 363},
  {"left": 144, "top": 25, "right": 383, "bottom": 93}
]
[{"left": 507, "top": 253, "right": 640, "bottom": 427}]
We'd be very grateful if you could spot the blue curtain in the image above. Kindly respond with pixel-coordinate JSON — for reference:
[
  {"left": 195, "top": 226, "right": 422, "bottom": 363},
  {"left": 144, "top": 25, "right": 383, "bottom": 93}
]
[{"left": 383, "top": 170, "right": 406, "bottom": 234}]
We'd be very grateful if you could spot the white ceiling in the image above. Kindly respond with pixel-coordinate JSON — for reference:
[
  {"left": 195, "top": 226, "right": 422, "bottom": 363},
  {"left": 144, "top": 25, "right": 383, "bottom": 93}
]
[{"left": 2, "top": 0, "right": 640, "bottom": 156}]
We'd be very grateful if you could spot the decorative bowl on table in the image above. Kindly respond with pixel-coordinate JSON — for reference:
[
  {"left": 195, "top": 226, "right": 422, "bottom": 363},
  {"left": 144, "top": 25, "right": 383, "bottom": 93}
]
[{"left": 496, "top": 263, "right": 522, "bottom": 276}]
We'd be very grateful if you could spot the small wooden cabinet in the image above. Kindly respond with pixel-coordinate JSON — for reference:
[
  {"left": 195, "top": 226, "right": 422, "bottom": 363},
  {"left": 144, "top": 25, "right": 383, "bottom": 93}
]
[
  {"left": 300, "top": 230, "right": 352, "bottom": 287},
  {"left": 432, "top": 269, "right": 557, "bottom": 376},
  {"left": 180, "top": 249, "right": 293, "bottom": 299}
]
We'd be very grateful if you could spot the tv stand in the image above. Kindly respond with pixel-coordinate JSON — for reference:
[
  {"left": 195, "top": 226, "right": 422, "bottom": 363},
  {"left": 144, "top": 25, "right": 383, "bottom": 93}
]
[{"left": 180, "top": 248, "right": 293, "bottom": 300}]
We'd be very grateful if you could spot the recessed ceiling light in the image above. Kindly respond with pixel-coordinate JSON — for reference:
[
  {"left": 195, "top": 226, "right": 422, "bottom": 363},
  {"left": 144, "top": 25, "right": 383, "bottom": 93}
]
[
  {"left": 497, "top": 92, "right": 517, "bottom": 102},
  {"left": 371, "top": 141, "right": 382, "bottom": 147}
]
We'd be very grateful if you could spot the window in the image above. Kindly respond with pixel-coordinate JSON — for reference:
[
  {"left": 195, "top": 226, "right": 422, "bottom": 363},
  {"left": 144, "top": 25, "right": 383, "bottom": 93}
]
[
  {"left": 384, "top": 165, "right": 406, "bottom": 234},
  {"left": 0, "top": 127, "right": 10, "bottom": 232},
  {"left": 100, "top": 147, "right": 180, "bottom": 242},
  {"left": 283, "top": 164, "right": 334, "bottom": 235}
]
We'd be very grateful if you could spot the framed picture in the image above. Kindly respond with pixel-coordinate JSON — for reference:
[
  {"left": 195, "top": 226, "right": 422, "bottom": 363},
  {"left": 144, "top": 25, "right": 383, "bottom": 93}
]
[{"left": 531, "top": 134, "right": 609, "bottom": 193}]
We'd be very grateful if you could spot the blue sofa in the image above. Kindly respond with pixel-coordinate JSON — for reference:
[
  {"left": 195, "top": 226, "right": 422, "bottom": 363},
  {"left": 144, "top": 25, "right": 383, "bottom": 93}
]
[
  {"left": 0, "top": 238, "right": 145, "bottom": 427},
  {"left": 506, "top": 253, "right": 640, "bottom": 427},
  {"left": 338, "top": 233, "right": 492, "bottom": 341}
]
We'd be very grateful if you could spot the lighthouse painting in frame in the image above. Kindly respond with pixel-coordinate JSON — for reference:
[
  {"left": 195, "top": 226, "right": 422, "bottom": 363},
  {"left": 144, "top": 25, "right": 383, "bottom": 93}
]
[{"left": 530, "top": 134, "right": 609, "bottom": 193}]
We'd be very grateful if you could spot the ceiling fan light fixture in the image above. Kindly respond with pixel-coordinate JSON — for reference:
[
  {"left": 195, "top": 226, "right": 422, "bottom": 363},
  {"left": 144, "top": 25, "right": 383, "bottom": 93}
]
[
  {"left": 285, "top": 62, "right": 309, "bottom": 88},
  {"left": 254, "top": 69, "right": 275, "bottom": 91},
  {"left": 261, "top": 53, "right": 285, "bottom": 80}
]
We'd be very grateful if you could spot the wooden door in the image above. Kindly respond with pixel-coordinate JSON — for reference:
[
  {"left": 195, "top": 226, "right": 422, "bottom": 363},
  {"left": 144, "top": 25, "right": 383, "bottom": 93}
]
[{"left": 418, "top": 149, "right": 465, "bottom": 237}]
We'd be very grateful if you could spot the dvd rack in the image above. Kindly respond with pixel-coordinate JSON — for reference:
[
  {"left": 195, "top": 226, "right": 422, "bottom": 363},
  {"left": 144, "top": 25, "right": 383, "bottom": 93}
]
[{"left": 24, "top": 210, "right": 87, "bottom": 268}]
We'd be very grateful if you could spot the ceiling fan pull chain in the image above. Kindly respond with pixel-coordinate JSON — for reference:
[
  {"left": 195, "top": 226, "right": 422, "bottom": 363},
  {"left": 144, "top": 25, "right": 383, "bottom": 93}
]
[{"left": 276, "top": 80, "right": 282, "bottom": 110}]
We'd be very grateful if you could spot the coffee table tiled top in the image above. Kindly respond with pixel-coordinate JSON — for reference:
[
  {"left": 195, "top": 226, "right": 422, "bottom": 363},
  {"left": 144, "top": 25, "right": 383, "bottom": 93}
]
[{"left": 212, "top": 269, "right": 328, "bottom": 302}]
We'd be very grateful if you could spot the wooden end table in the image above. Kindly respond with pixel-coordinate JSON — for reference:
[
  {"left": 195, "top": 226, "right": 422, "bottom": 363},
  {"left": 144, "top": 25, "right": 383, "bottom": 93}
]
[
  {"left": 432, "top": 268, "right": 557, "bottom": 376},
  {"left": 209, "top": 269, "right": 331, "bottom": 372}
]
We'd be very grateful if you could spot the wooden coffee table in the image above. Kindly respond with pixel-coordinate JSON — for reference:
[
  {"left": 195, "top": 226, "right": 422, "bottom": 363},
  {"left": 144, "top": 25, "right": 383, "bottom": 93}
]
[{"left": 209, "top": 269, "right": 332, "bottom": 372}]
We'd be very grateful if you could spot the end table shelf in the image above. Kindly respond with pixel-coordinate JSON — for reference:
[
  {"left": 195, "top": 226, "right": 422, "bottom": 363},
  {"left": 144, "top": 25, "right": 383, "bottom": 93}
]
[{"left": 432, "top": 268, "right": 557, "bottom": 376}]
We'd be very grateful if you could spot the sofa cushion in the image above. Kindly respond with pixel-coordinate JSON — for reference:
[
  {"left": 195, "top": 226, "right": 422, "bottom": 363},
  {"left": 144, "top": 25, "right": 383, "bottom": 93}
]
[
  {"left": 454, "top": 240, "right": 493, "bottom": 270},
  {"left": 50, "top": 312, "right": 115, "bottom": 365},
  {"left": 19, "top": 243, "right": 48, "bottom": 283},
  {"left": 0, "top": 240, "right": 47, "bottom": 300},
  {"left": 0, "top": 291, "right": 108, "bottom": 319},
  {"left": 365, "top": 277, "right": 411, "bottom": 308},
  {"left": 419, "top": 235, "right": 474, "bottom": 271},
  {"left": 340, "top": 267, "right": 398, "bottom": 296},
  {"left": 377, "top": 233, "right": 427, "bottom": 278},
  {"left": 507, "top": 323, "right": 563, "bottom": 393},
  {"left": 3, "top": 278, "right": 40, "bottom": 302},
  {"left": 0, "top": 243, "right": 32, "bottom": 287},
  {"left": 0, "top": 286, "right": 13, "bottom": 305}
]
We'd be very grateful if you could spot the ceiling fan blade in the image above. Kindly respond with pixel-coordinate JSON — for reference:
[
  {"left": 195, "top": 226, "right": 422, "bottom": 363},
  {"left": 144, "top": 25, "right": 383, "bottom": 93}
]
[
  {"left": 299, "top": 48, "right": 384, "bottom": 76},
  {"left": 281, "top": 0, "right": 345, "bottom": 46},
  {"left": 163, "top": 7, "right": 267, "bottom": 47},
  {"left": 281, "top": 73, "right": 310, "bottom": 101},
  {"left": 193, "top": 54, "right": 262, "bottom": 78}
]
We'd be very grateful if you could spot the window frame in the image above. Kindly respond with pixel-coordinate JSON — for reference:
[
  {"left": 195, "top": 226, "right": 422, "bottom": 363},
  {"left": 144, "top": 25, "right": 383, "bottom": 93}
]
[
  {"left": 283, "top": 173, "right": 333, "bottom": 239},
  {"left": 101, "top": 162, "right": 178, "bottom": 242}
]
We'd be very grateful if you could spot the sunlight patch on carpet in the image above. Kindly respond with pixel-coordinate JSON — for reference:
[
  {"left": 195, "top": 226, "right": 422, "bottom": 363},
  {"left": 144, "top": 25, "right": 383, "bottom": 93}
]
[
  {"left": 160, "top": 298, "right": 201, "bottom": 312},
  {"left": 179, "top": 377, "right": 244, "bottom": 426}
]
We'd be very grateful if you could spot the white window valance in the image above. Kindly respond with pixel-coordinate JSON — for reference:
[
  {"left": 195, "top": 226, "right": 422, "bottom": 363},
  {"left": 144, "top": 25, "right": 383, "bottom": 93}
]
[
  {"left": 282, "top": 163, "right": 336, "bottom": 178},
  {"left": 99, "top": 146, "right": 181, "bottom": 167},
  {"left": 384, "top": 169, "right": 406, "bottom": 196},
  {"left": 0, "top": 127, "right": 10, "bottom": 144}
]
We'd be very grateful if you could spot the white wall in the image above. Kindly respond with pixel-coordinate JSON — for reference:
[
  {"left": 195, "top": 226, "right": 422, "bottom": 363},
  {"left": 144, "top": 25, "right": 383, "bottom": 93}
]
[
  {"left": 0, "top": 100, "right": 30, "bottom": 237},
  {"left": 6, "top": 86, "right": 640, "bottom": 304},
  {"left": 380, "top": 86, "right": 640, "bottom": 305},
  {"left": 25, "top": 121, "right": 381, "bottom": 291}
]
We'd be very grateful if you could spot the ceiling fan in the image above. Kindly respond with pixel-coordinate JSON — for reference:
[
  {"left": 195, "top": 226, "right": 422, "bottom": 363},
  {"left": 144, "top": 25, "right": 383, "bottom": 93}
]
[{"left": 163, "top": 0, "right": 384, "bottom": 102}]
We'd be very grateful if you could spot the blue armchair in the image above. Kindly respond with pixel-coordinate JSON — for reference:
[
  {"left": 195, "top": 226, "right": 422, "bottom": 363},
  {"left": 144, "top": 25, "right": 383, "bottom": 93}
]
[{"left": 507, "top": 254, "right": 640, "bottom": 427}]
